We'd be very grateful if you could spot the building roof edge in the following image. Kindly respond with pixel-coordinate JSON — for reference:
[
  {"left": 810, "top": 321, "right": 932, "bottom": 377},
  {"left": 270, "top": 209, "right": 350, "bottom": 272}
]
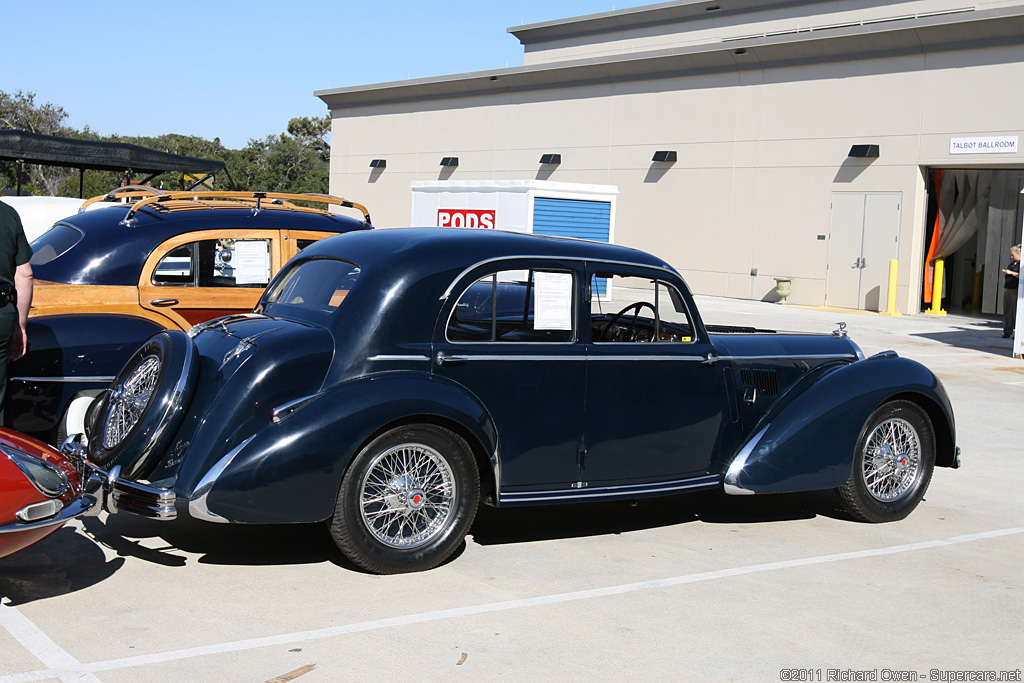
[{"left": 316, "top": 6, "right": 1024, "bottom": 111}]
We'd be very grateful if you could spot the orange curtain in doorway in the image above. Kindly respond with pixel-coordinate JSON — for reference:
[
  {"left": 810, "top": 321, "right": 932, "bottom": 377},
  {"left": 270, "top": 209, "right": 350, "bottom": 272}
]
[{"left": 923, "top": 169, "right": 943, "bottom": 304}]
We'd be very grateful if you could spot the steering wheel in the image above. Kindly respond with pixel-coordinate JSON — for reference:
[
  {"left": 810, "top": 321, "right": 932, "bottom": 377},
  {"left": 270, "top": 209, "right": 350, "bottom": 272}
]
[{"left": 598, "top": 301, "right": 658, "bottom": 342}]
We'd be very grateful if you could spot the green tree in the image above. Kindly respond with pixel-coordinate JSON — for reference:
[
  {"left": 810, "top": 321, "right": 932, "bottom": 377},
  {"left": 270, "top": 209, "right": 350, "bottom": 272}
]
[
  {"left": 287, "top": 115, "right": 331, "bottom": 163},
  {"left": 0, "top": 90, "right": 74, "bottom": 195},
  {"left": 232, "top": 133, "right": 328, "bottom": 194},
  {"left": 2, "top": 89, "right": 331, "bottom": 198}
]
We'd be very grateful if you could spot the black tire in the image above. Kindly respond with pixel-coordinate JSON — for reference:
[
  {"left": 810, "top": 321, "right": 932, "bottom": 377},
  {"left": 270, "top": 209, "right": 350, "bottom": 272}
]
[
  {"left": 87, "top": 330, "right": 198, "bottom": 479},
  {"left": 329, "top": 424, "right": 480, "bottom": 574},
  {"left": 837, "top": 400, "right": 935, "bottom": 523}
]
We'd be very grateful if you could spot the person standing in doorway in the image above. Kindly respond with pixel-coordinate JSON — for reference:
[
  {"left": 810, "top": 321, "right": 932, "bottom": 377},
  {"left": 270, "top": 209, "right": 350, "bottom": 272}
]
[
  {"left": 0, "top": 199, "right": 33, "bottom": 424},
  {"left": 1002, "top": 244, "right": 1021, "bottom": 338}
]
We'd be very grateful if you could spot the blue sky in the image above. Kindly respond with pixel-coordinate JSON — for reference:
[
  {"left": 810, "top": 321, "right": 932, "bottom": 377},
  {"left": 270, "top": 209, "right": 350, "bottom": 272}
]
[{"left": 1, "top": 1, "right": 646, "bottom": 149}]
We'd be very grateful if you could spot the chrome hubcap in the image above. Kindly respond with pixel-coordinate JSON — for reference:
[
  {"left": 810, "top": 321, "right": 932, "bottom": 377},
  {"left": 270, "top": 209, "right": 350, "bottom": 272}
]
[
  {"left": 103, "top": 355, "right": 161, "bottom": 449},
  {"left": 360, "top": 443, "right": 455, "bottom": 549},
  {"left": 862, "top": 417, "right": 920, "bottom": 502}
]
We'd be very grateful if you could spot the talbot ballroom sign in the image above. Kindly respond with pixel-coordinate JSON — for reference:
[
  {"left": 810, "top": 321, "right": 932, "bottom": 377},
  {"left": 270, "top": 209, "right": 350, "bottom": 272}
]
[{"left": 949, "top": 136, "right": 1019, "bottom": 154}]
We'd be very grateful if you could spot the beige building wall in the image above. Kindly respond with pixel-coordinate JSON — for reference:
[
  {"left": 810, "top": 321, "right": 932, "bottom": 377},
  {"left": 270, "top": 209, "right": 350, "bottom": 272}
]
[
  {"left": 516, "top": 0, "right": 1023, "bottom": 65},
  {"left": 321, "top": 2, "right": 1024, "bottom": 313}
]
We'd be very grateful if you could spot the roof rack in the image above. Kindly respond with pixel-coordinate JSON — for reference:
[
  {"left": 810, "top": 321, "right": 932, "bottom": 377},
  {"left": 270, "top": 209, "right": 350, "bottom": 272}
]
[
  {"left": 79, "top": 185, "right": 168, "bottom": 211},
  {"left": 117, "top": 191, "right": 372, "bottom": 227}
]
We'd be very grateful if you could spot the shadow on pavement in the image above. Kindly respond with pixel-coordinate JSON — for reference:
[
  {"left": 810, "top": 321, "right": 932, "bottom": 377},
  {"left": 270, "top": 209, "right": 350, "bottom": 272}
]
[
  {"left": 0, "top": 489, "right": 859, "bottom": 583},
  {"left": 909, "top": 317, "right": 1016, "bottom": 359},
  {"left": 0, "top": 526, "right": 125, "bottom": 606},
  {"left": 471, "top": 489, "right": 848, "bottom": 546},
  {"left": 78, "top": 513, "right": 355, "bottom": 569}
]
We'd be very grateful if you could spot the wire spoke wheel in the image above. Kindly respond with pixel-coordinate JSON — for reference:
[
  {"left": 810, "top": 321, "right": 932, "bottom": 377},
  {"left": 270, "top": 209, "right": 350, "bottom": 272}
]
[
  {"left": 87, "top": 330, "right": 198, "bottom": 478},
  {"left": 861, "top": 417, "right": 920, "bottom": 502},
  {"left": 103, "top": 355, "right": 161, "bottom": 449},
  {"left": 330, "top": 424, "right": 480, "bottom": 574},
  {"left": 837, "top": 400, "right": 935, "bottom": 523},
  {"left": 359, "top": 443, "right": 456, "bottom": 549}
]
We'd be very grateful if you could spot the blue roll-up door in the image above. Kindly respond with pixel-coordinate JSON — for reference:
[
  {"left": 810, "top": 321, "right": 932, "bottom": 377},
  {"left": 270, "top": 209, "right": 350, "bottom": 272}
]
[
  {"left": 532, "top": 197, "right": 611, "bottom": 243},
  {"left": 533, "top": 197, "right": 612, "bottom": 296}
]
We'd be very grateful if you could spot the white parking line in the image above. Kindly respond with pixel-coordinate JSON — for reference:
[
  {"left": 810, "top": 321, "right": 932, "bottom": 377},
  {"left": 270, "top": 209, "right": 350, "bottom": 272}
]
[
  {"left": 0, "top": 599, "right": 102, "bottom": 683},
  {"left": 2, "top": 526, "right": 1021, "bottom": 683}
]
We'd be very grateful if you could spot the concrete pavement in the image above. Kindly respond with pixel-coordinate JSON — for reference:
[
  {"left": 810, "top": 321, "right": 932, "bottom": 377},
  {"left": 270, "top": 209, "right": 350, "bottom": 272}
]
[{"left": 0, "top": 296, "right": 1020, "bottom": 683}]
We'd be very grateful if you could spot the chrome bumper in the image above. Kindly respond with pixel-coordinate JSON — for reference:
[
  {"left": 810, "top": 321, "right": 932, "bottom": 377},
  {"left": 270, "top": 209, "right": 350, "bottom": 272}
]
[
  {"left": 60, "top": 436, "right": 177, "bottom": 520},
  {"left": 0, "top": 495, "right": 99, "bottom": 533}
]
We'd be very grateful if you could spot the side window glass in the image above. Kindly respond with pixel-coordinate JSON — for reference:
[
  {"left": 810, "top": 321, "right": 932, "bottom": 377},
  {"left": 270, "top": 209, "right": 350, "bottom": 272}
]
[
  {"left": 448, "top": 269, "right": 574, "bottom": 343},
  {"left": 197, "top": 238, "right": 272, "bottom": 288},
  {"left": 153, "top": 243, "right": 195, "bottom": 285},
  {"left": 296, "top": 239, "right": 317, "bottom": 251},
  {"left": 591, "top": 273, "right": 693, "bottom": 343}
]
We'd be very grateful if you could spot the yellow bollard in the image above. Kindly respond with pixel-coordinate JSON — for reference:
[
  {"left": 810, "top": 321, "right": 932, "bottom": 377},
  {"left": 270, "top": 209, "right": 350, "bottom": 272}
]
[
  {"left": 882, "top": 259, "right": 901, "bottom": 316},
  {"left": 926, "top": 259, "right": 947, "bottom": 316}
]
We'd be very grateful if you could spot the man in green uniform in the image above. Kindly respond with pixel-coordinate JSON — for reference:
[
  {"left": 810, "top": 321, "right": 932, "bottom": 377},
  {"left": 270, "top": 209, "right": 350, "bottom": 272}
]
[{"left": 0, "top": 199, "right": 34, "bottom": 424}]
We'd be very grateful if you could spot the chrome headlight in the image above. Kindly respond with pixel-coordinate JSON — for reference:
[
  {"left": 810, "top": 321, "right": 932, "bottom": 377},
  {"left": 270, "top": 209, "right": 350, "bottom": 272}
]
[{"left": 1, "top": 443, "right": 70, "bottom": 498}]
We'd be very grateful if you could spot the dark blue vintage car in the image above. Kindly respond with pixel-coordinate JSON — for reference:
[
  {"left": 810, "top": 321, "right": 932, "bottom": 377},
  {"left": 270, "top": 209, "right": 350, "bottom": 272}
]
[
  {"left": 66, "top": 228, "right": 958, "bottom": 574},
  {"left": 10, "top": 189, "right": 371, "bottom": 445}
]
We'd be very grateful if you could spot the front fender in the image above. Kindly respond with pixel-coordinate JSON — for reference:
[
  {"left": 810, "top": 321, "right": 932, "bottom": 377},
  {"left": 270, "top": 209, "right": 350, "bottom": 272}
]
[
  {"left": 8, "top": 314, "right": 165, "bottom": 439},
  {"left": 185, "top": 373, "right": 497, "bottom": 525},
  {"left": 724, "top": 353, "right": 955, "bottom": 495}
]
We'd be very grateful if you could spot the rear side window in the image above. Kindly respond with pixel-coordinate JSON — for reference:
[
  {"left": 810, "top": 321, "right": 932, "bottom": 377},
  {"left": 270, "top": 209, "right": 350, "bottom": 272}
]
[
  {"left": 447, "top": 269, "right": 575, "bottom": 343},
  {"left": 153, "top": 238, "right": 271, "bottom": 288},
  {"left": 30, "top": 224, "right": 83, "bottom": 266},
  {"left": 262, "top": 258, "right": 360, "bottom": 313}
]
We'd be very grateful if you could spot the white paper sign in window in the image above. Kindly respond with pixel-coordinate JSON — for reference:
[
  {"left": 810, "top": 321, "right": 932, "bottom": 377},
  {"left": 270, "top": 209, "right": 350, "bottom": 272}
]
[
  {"left": 235, "top": 240, "right": 271, "bottom": 285},
  {"left": 534, "top": 271, "right": 573, "bottom": 330}
]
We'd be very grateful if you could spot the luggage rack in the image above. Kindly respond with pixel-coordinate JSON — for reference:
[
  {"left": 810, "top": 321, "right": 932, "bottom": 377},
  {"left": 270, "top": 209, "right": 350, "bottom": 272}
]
[
  {"left": 79, "top": 185, "right": 168, "bottom": 210},
  {"left": 80, "top": 188, "right": 371, "bottom": 226}
]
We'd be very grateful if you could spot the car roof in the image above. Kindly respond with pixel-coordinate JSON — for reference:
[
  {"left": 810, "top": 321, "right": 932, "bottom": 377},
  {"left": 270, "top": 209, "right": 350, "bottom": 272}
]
[
  {"left": 32, "top": 201, "right": 370, "bottom": 286},
  {"left": 273, "top": 228, "right": 685, "bottom": 381},
  {"left": 298, "top": 227, "right": 674, "bottom": 281}
]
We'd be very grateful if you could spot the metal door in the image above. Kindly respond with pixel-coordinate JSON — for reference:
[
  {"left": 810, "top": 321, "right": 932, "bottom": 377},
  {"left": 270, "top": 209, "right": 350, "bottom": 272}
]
[{"left": 826, "top": 193, "right": 901, "bottom": 310}]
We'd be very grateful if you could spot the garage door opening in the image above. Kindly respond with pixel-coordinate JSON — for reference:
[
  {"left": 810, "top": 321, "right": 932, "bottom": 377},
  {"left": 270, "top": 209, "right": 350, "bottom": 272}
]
[{"left": 921, "top": 168, "right": 1024, "bottom": 316}]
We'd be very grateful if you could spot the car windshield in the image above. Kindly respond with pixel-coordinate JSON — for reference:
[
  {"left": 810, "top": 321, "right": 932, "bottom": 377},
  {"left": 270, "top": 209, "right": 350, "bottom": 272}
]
[
  {"left": 261, "top": 258, "right": 361, "bottom": 313},
  {"left": 29, "top": 223, "right": 84, "bottom": 266}
]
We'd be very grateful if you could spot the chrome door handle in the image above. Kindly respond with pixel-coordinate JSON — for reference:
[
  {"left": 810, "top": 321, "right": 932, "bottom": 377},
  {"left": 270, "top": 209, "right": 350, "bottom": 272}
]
[
  {"left": 435, "top": 352, "right": 468, "bottom": 366},
  {"left": 149, "top": 299, "right": 179, "bottom": 307}
]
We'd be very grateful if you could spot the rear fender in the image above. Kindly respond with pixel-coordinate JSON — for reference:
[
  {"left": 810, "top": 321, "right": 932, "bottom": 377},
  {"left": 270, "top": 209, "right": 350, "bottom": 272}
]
[
  {"left": 724, "top": 353, "right": 955, "bottom": 495},
  {"left": 184, "top": 374, "right": 497, "bottom": 525},
  {"left": 8, "top": 314, "right": 165, "bottom": 439}
]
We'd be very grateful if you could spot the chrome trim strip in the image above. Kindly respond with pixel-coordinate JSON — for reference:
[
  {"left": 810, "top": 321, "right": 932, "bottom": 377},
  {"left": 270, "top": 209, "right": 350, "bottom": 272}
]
[
  {"left": 367, "top": 355, "right": 431, "bottom": 361},
  {"left": 724, "top": 424, "right": 771, "bottom": 496},
  {"left": 499, "top": 475, "right": 721, "bottom": 504},
  {"left": 440, "top": 255, "right": 678, "bottom": 300},
  {"left": 10, "top": 376, "right": 115, "bottom": 383},
  {"left": 587, "top": 355, "right": 707, "bottom": 362},
  {"left": 714, "top": 354, "right": 856, "bottom": 362},
  {"left": 189, "top": 434, "right": 256, "bottom": 523},
  {"left": 188, "top": 313, "right": 266, "bottom": 337},
  {"left": 174, "top": 336, "right": 195, "bottom": 400},
  {"left": 271, "top": 393, "right": 321, "bottom": 424},
  {"left": 0, "top": 495, "right": 98, "bottom": 533},
  {"left": 439, "top": 354, "right": 587, "bottom": 362},
  {"left": 435, "top": 353, "right": 854, "bottom": 363}
]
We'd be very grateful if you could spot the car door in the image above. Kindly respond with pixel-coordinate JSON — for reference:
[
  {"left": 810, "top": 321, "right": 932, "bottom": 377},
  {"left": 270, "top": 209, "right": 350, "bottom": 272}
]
[
  {"left": 138, "top": 229, "right": 283, "bottom": 329},
  {"left": 432, "top": 260, "right": 586, "bottom": 498},
  {"left": 582, "top": 263, "right": 727, "bottom": 487}
]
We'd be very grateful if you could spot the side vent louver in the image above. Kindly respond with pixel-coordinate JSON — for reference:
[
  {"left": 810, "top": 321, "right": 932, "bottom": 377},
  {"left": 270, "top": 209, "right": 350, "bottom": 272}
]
[{"left": 740, "top": 368, "right": 779, "bottom": 397}]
